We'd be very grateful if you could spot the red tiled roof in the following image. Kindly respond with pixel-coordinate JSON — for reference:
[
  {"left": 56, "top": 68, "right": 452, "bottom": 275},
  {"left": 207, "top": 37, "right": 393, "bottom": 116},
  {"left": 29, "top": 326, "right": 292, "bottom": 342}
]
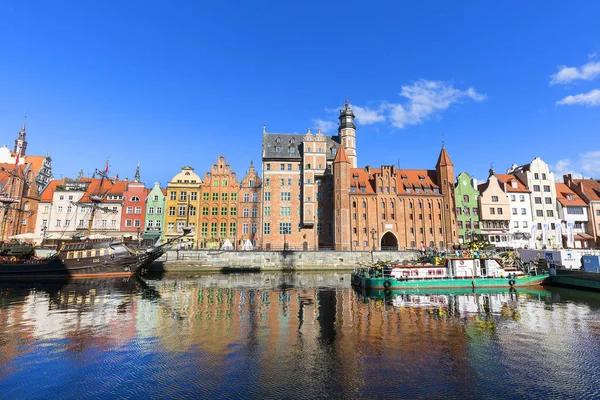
[
  {"left": 23, "top": 155, "right": 46, "bottom": 176},
  {"left": 495, "top": 174, "right": 530, "bottom": 193},
  {"left": 39, "top": 177, "right": 127, "bottom": 203},
  {"left": 348, "top": 167, "right": 441, "bottom": 196},
  {"left": 573, "top": 179, "right": 600, "bottom": 202},
  {"left": 555, "top": 183, "right": 587, "bottom": 207}
]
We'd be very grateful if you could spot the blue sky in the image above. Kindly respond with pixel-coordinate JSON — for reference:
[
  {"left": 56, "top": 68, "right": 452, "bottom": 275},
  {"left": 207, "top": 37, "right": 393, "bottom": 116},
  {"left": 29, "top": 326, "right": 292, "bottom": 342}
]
[{"left": 1, "top": 1, "right": 599, "bottom": 187}]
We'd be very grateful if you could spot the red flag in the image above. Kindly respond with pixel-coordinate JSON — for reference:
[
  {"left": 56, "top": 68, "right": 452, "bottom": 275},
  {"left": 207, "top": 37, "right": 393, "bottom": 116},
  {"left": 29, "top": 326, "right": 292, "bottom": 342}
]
[
  {"left": 14, "top": 153, "right": 19, "bottom": 165},
  {"left": 104, "top": 159, "right": 109, "bottom": 173}
]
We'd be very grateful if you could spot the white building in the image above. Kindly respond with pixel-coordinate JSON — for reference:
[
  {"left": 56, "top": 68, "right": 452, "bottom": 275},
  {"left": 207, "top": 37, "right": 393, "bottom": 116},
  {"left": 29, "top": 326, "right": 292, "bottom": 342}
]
[
  {"left": 35, "top": 177, "right": 126, "bottom": 242},
  {"left": 507, "top": 157, "right": 561, "bottom": 249}
]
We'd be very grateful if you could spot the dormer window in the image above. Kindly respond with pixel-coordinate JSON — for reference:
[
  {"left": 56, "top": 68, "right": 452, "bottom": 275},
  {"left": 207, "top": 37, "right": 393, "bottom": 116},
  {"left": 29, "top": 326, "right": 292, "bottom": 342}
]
[
  {"left": 275, "top": 146, "right": 281, "bottom": 152},
  {"left": 567, "top": 194, "right": 574, "bottom": 200},
  {"left": 290, "top": 138, "right": 295, "bottom": 144},
  {"left": 289, "top": 147, "right": 295, "bottom": 153},
  {"left": 511, "top": 181, "right": 518, "bottom": 188},
  {"left": 331, "top": 147, "right": 337, "bottom": 155}
]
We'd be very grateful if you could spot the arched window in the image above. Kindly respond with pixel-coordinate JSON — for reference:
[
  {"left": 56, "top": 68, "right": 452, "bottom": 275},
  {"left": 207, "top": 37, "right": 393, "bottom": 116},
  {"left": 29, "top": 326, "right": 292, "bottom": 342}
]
[{"left": 131, "top": 196, "right": 140, "bottom": 202}]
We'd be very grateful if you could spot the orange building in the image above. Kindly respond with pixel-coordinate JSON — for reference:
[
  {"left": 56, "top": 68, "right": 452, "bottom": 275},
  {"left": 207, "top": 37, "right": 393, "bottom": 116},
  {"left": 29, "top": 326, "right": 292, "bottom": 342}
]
[{"left": 197, "top": 156, "right": 261, "bottom": 249}]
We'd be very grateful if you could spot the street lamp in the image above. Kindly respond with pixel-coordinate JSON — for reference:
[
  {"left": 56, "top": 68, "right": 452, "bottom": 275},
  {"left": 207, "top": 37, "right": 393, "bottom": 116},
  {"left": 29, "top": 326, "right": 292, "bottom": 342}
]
[
  {"left": 41, "top": 226, "right": 46, "bottom": 247},
  {"left": 370, "top": 228, "right": 377, "bottom": 266},
  {"left": 137, "top": 227, "right": 141, "bottom": 246}
]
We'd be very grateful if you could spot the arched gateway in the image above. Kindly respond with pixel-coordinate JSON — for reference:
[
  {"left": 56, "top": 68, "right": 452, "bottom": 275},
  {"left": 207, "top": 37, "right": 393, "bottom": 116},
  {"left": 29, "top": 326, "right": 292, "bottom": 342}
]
[{"left": 381, "top": 232, "right": 399, "bottom": 250}]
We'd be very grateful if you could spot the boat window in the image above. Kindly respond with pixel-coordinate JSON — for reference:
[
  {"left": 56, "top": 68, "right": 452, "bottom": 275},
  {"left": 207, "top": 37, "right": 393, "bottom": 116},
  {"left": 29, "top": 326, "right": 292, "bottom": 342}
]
[
  {"left": 78, "top": 252, "right": 83, "bottom": 258},
  {"left": 86, "top": 251, "right": 92, "bottom": 257},
  {"left": 95, "top": 250, "right": 100, "bottom": 256}
]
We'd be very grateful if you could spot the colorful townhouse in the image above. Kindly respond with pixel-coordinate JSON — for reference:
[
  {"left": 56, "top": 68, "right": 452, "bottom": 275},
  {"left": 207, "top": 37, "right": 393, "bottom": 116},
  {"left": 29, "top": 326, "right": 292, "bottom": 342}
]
[
  {"left": 555, "top": 182, "right": 592, "bottom": 249},
  {"left": 495, "top": 174, "right": 533, "bottom": 249},
  {"left": 477, "top": 171, "right": 511, "bottom": 247},
  {"left": 120, "top": 165, "right": 150, "bottom": 241},
  {"left": 454, "top": 172, "right": 481, "bottom": 244},
  {"left": 563, "top": 174, "right": 600, "bottom": 247},
  {"left": 164, "top": 166, "right": 201, "bottom": 248},
  {"left": 143, "top": 182, "right": 167, "bottom": 245}
]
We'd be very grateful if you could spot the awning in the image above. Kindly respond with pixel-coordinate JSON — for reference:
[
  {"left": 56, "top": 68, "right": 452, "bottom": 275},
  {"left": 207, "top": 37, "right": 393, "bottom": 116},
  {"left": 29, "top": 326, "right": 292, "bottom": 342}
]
[
  {"left": 563, "top": 233, "right": 594, "bottom": 240},
  {"left": 143, "top": 232, "right": 161, "bottom": 239}
]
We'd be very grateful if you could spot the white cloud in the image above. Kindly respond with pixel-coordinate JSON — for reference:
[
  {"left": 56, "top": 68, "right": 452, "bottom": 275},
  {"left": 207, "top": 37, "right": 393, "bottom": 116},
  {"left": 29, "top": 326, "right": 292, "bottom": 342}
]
[
  {"left": 387, "top": 79, "right": 486, "bottom": 128},
  {"left": 589, "top": 52, "right": 598, "bottom": 59},
  {"left": 550, "top": 61, "right": 600, "bottom": 85},
  {"left": 351, "top": 105, "right": 385, "bottom": 125},
  {"left": 552, "top": 151, "right": 600, "bottom": 180},
  {"left": 580, "top": 151, "right": 600, "bottom": 176},
  {"left": 556, "top": 89, "right": 600, "bottom": 106},
  {"left": 312, "top": 118, "right": 336, "bottom": 133}
]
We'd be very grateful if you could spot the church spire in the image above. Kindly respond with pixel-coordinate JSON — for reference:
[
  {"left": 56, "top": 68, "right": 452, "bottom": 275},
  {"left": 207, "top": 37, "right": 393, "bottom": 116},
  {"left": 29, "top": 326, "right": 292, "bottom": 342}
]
[
  {"left": 134, "top": 161, "right": 141, "bottom": 182},
  {"left": 14, "top": 115, "right": 28, "bottom": 157}
]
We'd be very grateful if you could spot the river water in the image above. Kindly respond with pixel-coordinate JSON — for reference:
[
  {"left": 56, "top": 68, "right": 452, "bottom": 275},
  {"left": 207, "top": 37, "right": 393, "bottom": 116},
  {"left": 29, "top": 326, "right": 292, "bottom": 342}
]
[{"left": 0, "top": 272, "right": 598, "bottom": 400}]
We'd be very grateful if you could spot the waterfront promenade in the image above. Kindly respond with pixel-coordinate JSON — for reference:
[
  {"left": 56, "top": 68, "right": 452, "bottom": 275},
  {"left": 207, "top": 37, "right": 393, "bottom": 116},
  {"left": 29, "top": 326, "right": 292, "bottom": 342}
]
[{"left": 155, "top": 249, "right": 421, "bottom": 272}]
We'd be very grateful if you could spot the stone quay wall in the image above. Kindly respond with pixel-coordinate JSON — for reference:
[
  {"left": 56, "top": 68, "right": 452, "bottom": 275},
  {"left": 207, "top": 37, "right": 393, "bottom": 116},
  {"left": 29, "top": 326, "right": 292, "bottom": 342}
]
[{"left": 158, "top": 249, "right": 421, "bottom": 272}]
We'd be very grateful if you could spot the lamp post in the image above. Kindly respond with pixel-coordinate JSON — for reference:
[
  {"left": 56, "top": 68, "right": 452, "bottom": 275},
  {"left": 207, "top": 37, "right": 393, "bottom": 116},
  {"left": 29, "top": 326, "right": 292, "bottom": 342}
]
[
  {"left": 137, "top": 227, "right": 141, "bottom": 246},
  {"left": 41, "top": 226, "right": 46, "bottom": 247},
  {"left": 370, "top": 228, "right": 376, "bottom": 265}
]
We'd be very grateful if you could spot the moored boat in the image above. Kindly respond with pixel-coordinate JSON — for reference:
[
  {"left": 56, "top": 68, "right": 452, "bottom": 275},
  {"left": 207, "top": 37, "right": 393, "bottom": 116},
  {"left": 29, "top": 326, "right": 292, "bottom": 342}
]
[
  {"left": 546, "top": 255, "right": 600, "bottom": 291},
  {"left": 351, "top": 256, "right": 549, "bottom": 290}
]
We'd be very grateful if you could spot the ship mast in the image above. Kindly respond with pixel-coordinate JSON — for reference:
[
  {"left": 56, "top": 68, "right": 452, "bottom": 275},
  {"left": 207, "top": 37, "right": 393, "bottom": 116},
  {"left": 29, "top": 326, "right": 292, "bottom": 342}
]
[{"left": 78, "top": 160, "right": 118, "bottom": 238}]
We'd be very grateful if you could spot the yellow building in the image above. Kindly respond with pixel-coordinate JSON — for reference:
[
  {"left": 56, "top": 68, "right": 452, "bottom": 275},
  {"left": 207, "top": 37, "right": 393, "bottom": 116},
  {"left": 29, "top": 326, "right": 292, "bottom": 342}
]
[{"left": 164, "top": 166, "right": 202, "bottom": 248}]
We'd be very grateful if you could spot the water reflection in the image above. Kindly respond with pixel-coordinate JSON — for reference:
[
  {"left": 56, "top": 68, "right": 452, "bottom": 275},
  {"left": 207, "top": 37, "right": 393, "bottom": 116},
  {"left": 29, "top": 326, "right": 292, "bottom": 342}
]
[{"left": 0, "top": 272, "right": 598, "bottom": 400}]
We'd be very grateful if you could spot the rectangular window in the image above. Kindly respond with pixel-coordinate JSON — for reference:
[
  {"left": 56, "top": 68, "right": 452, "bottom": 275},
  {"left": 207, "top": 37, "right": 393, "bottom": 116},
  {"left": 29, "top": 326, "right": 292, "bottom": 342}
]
[
  {"left": 231, "top": 193, "right": 237, "bottom": 201},
  {"left": 264, "top": 206, "right": 271, "bottom": 216},
  {"left": 210, "top": 222, "right": 217, "bottom": 237},
  {"left": 252, "top": 208, "right": 258, "bottom": 217},
  {"left": 521, "top": 208, "right": 526, "bottom": 215},
  {"left": 523, "top": 221, "right": 528, "bottom": 228},
  {"left": 280, "top": 192, "right": 291, "bottom": 201},
  {"left": 221, "top": 192, "right": 228, "bottom": 201},
  {"left": 243, "top": 223, "right": 249, "bottom": 234},
  {"left": 514, "top": 221, "right": 519, "bottom": 228},
  {"left": 243, "top": 208, "right": 249, "bottom": 217},
  {"left": 512, "top": 208, "right": 517, "bottom": 215},
  {"left": 287, "top": 164, "right": 292, "bottom": 171},
  {"left": 189, "top": 206, "right": 196, "bottom": 216},
  {"left": 168, "top": 207, "right": 175, "bottom": 216},
  {"left": 221, "top": 206, "right": 227, "bottom": 216},
  {"left": 135, "top": 206, "right": 142, "bottom": 214},
  {"left": 279, "top": 222, "right": 292, "bottom": 235},
  {"left": 264, "top": 222, "right": 270, "bottom": 235},
  {"left": 520, "top": 195, "right": 525, "bottom": 202},
  {"left": 168, "top": 222, "right": 174, "bottom": 232},
  {"left": 202, "top": 206, "right": 208, "bottom": 216},
  {"left": 220, "top": 222, "right": 227, "bottom": 237},
  {"left": 534, "top": 173, "right": 539, "bottom": 179},
  {"left": 148, "top": 207, "right": 155, "bottom": 214},
  {"left": 230, "top": 207, "right": 237, "bottom": 216},
  {"left": 266, "top": 163, "right": 271, "bottom": 170},
  {"left": 536, "top": 210, "right": 543, "bottom": 217},
  {"left": 490, "top": 208, "right": 495, "bottom": 215},
  {"left": 547, "top": 210, "right": 554, "bottom": 217},
  {"left": 535, "top": 197, "right": 542, "bottom": 204},
  {"left": 180, "top": 192, "right": 187, "bottom": 201},
  {"left": 170, "top": 191, "right": 176, "bottom": 200},
  {"left": 126, "top": 206, "right": 133, "bottom": 214},
  {"left": 244, "top": 193, "right": 250, "bottom": 202},
  {"left": 264, "top": 192, "right": 271, "bottom": 201},
  {"left": 201, "top": 222, "right": 208, "bottom": 237},
  {"left": 533, "top": 185, "right": 540, "bottom": 192},
  {"left": 280, "top": 207, "right": 291, "bottom": 216},
  {"left": 545, "top": 197, "right": 552, "bottom": 204},
  {"left": 212, "top": 193, "right": 218, "bottom": 201},
  {"left": 203, "top": 193, "right": 209, "bottom": 201},
  {"left": 134, "top": 220, "right": 141, "bottom": 227},
  {"left": 511, "top": 195, "right": 516, "bottom": 201},
  {"left": 229, "top": 222, "right": 236, "bottom": 237},
  {"left": 491, "top": 196, "right": 498, "bottom": 202},
  {"left": 190, "top": 192, "right": 197, "bottom": 201},
  {"left": 178, "top": 206, "right": 186, "bottom": 216},
  {"left": 212, "top": 207, "right": 218, "bottom": 216}
]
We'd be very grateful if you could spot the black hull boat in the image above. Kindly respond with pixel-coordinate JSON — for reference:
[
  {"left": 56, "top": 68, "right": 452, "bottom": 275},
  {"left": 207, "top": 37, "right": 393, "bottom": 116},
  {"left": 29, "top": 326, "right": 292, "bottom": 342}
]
[{"left": 0, "top": 235, "right": 185, "bottom": 281}]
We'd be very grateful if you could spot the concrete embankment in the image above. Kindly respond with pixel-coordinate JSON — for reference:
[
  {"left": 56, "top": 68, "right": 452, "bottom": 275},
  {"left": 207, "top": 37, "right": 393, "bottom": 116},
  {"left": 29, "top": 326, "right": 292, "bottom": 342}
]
[{"left": 152, "top": 249, "right": 421, "bottom": 272}]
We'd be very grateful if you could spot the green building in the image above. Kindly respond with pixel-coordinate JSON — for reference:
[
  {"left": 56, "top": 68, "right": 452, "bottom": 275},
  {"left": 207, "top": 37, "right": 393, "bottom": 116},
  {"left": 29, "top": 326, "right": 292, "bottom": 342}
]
[
  {"left": 454, "top": 172, "right": 481, "bottom": 244},
  {"left": 143, "top": 181, "right": 166, "bottom": 245}
]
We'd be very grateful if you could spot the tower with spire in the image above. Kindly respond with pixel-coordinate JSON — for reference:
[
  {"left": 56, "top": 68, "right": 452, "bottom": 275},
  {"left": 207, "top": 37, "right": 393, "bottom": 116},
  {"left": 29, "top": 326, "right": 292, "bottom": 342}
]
[
  {"left": 134, "top": 162, "right": 141, "bottom": 182},
  {"left": 338, "top": 98, "right": 357, "bottom": 168},
  {"left": 436, "top": 143, "right": 457, "bottom": 247},
  {"left": 14, "top": 118, "right": 28, "bottom": 158}
]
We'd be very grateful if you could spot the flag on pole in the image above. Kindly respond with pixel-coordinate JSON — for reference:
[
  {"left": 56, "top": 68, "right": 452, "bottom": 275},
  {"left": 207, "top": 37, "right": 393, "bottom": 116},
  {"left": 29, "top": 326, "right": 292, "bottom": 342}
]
[
  {"left": 14, "top": 153, "right": 19, "bottom": 166},
  {"left": 104, "top": 158, "right": 109, "bottom": 173}
]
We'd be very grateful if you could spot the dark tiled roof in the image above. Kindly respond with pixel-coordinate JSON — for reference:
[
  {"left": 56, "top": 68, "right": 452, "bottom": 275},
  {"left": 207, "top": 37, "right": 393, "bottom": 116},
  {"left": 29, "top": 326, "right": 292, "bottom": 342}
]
[{"left": 262, "top": 133, "right": 341, "bottom": 160}]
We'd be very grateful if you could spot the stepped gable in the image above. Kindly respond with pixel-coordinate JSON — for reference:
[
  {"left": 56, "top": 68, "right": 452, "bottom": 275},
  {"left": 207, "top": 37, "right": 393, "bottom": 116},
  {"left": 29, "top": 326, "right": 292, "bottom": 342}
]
[{"left": 555, "top": 182, "right": 586, "bottom": 207}]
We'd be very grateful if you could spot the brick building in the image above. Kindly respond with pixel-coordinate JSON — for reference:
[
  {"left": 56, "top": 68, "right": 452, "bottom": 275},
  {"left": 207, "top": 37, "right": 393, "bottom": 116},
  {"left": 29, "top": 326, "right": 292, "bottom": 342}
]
[
  {"left": 333, "top": 146, "right": 457, "bottom": 251},
  {"left": 260, "top": 100, "right": 356, "bottom": 250},
  {"left": 0, "top": 163, "right": 39, "bottom": 241}
]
